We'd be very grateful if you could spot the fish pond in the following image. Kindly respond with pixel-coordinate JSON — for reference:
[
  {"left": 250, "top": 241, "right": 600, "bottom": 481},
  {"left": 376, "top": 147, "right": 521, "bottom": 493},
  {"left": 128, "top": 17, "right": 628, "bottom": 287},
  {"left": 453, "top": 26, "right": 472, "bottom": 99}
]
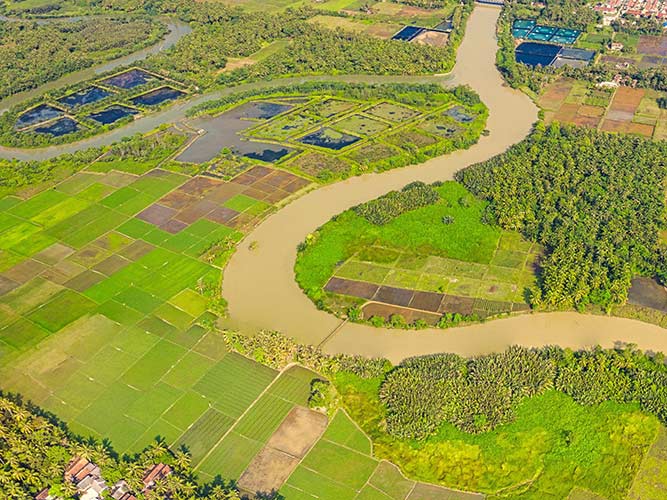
[
  {"left": 87, "top": 105, "right": 139, "bottom": 125},
  {"left": 57, "top": 86, "right": 112, "bottom": 109},
  {"left": 297, "top": 127, "right": 361, "bottom": 150},
  {"left": 131, "top": 87, "right": 184, "bottom": 107},
  {"left": 15, "top": 104, "right": 64, "bottom": 129},
  {"left": 100, "top": 68, "right": 158, "bottom": 89},
  {"left": 33, "top": 117, "right": 80, "bottom": 136}
]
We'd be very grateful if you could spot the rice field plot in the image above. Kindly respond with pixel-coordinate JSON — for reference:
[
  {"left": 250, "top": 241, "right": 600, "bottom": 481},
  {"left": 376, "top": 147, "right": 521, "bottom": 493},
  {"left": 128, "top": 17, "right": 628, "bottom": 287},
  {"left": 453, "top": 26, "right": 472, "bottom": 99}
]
[
  {"left": 0, "top": 161, "right": 292, "bottom": 460},
  {"left": 627, "top": 426, "right": 667, "bottom": 499},
  {"left": 193, "top": 352, "right": 277, "bottom": 418},
  {"left": 321, "top": 410, "right": 372, "bottom": 454},
  {"left": 175, "top": 408, "right": 235, "bottom": 464},
  {"left": 346, "top": 142, "right": 403, "bottom": 167},
  {"left": 195, "top": 364, "right": 319, "bottom": 480}
]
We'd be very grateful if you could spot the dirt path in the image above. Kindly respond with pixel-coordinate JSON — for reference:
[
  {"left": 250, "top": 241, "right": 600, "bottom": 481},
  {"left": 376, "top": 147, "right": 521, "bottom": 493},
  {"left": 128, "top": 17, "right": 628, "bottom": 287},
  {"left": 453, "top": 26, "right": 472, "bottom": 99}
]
[{"left": 222, "top": 5, "right": 667, "bottom": 363}]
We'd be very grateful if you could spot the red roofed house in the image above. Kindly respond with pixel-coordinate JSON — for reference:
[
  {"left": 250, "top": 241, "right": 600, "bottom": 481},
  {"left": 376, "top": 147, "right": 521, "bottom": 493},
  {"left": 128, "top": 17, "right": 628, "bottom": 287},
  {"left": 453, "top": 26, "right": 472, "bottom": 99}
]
[{"left": 142, "top": 463, "right": 172, "bottom": 492}]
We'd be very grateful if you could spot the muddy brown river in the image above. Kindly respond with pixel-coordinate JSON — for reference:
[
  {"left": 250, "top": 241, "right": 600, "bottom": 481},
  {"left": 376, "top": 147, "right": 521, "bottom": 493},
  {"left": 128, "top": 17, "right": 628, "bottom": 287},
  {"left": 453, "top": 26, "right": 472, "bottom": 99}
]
[{"left": 222, "top": 5, "right": 667, "bottom": 363}]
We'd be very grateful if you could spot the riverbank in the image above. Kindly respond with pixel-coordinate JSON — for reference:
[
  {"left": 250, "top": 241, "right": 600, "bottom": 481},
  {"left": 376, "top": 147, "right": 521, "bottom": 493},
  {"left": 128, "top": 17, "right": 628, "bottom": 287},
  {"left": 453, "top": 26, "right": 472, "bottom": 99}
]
[{"left": 221, "top": 5, "right": 667, "bottom": 362}]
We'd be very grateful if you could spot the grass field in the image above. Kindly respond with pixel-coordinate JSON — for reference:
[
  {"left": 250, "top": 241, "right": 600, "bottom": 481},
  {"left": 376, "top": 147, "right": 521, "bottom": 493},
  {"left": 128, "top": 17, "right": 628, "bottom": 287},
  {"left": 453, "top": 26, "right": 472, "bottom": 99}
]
[
  {"left": 295, "top": 181, "right": 538, "bottom": 321},
  {"left": 335, "top": 372, "right": 662, "bottom": 499}
]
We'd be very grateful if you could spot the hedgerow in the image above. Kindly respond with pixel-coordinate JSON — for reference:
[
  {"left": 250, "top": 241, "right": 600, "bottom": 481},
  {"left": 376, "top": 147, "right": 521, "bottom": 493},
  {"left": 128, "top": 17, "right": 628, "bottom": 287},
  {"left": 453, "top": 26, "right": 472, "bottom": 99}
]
[{"left": 352, "top": 181, "right": 440, "bottom": 225}]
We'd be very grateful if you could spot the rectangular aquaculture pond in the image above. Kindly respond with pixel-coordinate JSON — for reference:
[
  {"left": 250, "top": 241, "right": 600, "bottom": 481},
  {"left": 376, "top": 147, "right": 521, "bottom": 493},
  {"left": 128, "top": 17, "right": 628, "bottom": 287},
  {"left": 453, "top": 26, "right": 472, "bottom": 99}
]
[
  {"left": 235, "top": 141, "right": 295, "bottom": 162},
  {"left": 515, "top": 42, "right": 563, "bottom": 67},
  {"left": 87, "top": 105, "right": 139, "bottom": 125},
  {"left": 131, "top": 87, "right": 184, "bottom": 107},
  {"left": 15, "top": 104, "right": 64, "bottom": 129},
  {"left": 297, "top": 127, "right": 361, "bottom": 150},
  {"left": 33, "top": 117, "right": 80, "bottom": 136},
  {"left": 57, "top": 86, "right": 112, "bottom": 109},
  {"left": 231, "top": 101, "right": 293, "bottom": 120},
  {"left": 100, "top": 68, "right": 159, "bottom": 89},
  {"left": 392, "top": 26, "right": 424, "bottom": 41},
  {"left": 512, "top": 19, "right": 580, "bottom": 45}
]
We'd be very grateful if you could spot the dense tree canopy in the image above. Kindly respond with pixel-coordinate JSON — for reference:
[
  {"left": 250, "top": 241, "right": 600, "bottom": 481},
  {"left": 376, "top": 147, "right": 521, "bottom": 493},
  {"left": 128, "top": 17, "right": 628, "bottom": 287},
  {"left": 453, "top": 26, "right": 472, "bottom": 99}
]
[
  {"left": 380, "top": 345, "right": 667, "bottom": 439},
  {"left": 0, "top": 17, "right": 165, "bottom": 99},
  {"left": 456, "top": 123, "right": 667, "bottom": 310}
]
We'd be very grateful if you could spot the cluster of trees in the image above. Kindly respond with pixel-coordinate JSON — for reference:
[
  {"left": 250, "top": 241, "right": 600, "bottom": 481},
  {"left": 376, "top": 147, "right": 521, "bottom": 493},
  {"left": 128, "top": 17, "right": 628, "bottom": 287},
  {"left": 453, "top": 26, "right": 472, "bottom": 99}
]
[
  {"left": 456, "top": 123, "right": 667, "bottom": 310},
  {"left": 160, "top": 0, "right": 471, "bottom": 84},
  {"left": 223, "top": 330, "right": 389, "bottom": 379},
  {"left": 388, "top": 0, "right": 453, "bottom": 9},
  {"left": 0, "top": 148, "right": 101, "bottom": 197},
  {"left": 0, "top": 393, "right": 241, "bottom": 499},
  {"left": 0, "top": 17, "right": 166, "bottom": 99},
  {"left": 380, "top": 344, "right": 667, "bottom": 439},
  {"left": 353, "top": 181, "right": 440, "bottom": 225}
]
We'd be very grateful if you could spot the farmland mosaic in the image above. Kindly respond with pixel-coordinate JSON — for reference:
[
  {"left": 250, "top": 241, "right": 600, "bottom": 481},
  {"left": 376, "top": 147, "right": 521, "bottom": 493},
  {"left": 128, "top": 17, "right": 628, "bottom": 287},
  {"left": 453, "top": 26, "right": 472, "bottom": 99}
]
[
  {"left": 0, "top": 134, "right": 315, "bottom": 458},
  {"left": 538, "top": 77, "right": 667, "bottom": 140}
]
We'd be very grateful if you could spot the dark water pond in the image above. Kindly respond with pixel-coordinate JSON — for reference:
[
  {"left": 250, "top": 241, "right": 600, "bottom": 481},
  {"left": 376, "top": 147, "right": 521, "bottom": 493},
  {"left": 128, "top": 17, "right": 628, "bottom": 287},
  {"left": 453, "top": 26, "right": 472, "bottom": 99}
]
[
  {"left": 16, "top": 104, "right": 63, "bottom": 129},
  {"left": 235, "top": 142, "right": 293, "bottom": 162},
  {"left": 101, "top": 68, "right": 158, "bottom": 89},
  {"left": 445, "top": 106, "right": 474, "bottom": 123},
  {"left": 233, "top": 101, "right": 293, "bottom": 120},
  {"left": 515, "top": 52, "right": 556, "bottom": 67},
  {"left": 392, "top": 26, "right": 424, "bottom": 41},
  {"left": 628, "top": 277, "right": 667, "bottom": 313},
  {"left": 176, "top": 100, "right": 296, "bottom": 164},
  {"left": 57, "top": 86, "right": 111, "bottom": 108},
  {"left": 298, "top": 127, "right": 360, "bottom": 150},
  {"left": 33, "top": 117, "right": 79, "bottom": 136},
  {"left": 88, "top": 105, "right": 139, "bottom": 125},
  {"left": 131, "top": 87, "right": 184, "bottom": 107}
]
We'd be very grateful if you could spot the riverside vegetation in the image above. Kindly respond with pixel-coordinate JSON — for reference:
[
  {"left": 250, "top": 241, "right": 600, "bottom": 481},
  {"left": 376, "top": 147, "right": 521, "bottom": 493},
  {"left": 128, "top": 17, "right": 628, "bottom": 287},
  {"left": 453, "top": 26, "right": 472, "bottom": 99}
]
[{"left": 227, "top": 330, "right": 667, "bottom": 499}]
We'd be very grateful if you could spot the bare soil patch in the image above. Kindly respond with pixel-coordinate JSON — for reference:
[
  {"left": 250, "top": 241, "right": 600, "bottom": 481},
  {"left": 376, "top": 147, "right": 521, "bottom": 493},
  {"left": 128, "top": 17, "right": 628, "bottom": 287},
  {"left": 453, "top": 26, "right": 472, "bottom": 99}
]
[{"left": 237, "top": 406, "right": 327, "bottom": 497}]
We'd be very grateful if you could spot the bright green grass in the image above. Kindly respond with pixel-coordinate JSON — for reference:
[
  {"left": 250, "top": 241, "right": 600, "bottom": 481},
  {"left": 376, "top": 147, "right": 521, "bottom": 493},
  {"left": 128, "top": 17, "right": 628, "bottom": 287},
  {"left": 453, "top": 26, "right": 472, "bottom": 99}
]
[
  {"left": 336, "top": 371, "right": 660, "bottom": 499},
  {"left": 223, "top": 194, "right": 263, "bottom": 212},
  {"left": 295, "top": 182, "right": 506, "bottom": 295}
]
